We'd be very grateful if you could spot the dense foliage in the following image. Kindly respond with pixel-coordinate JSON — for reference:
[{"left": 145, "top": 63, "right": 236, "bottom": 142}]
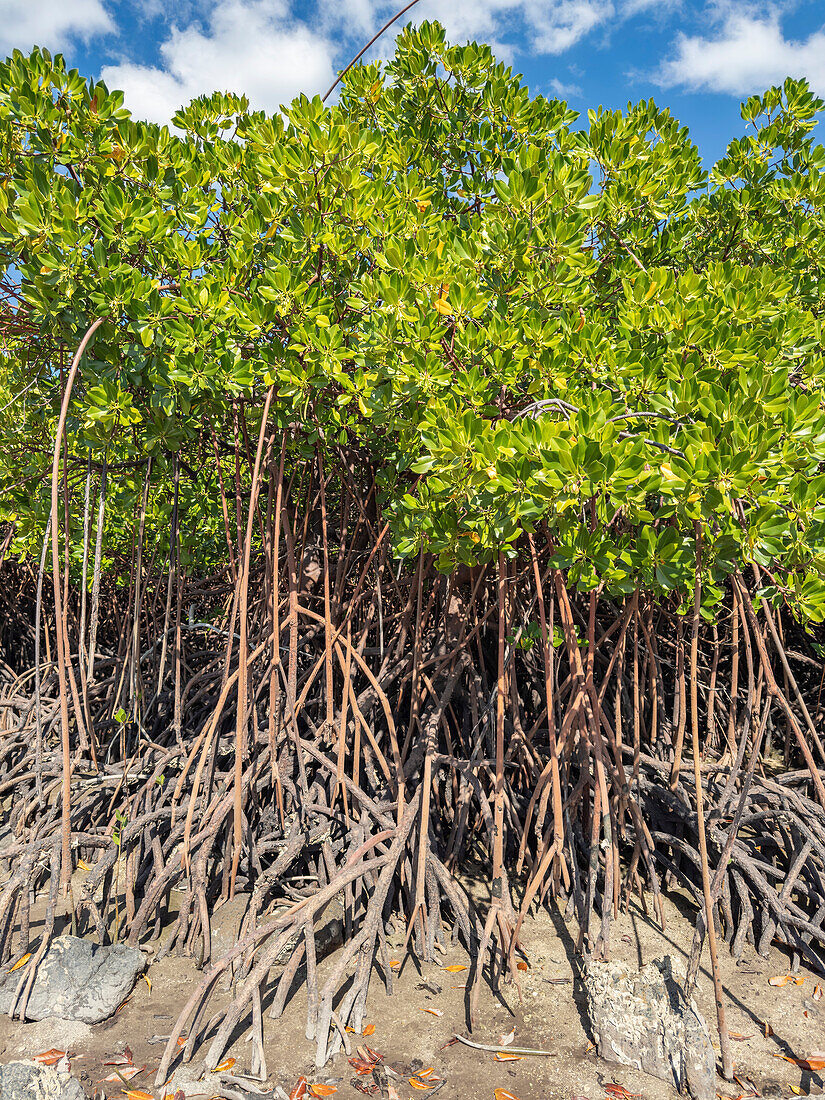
[
  {"left": 3, "top": 29, "right": 825, "bottom": 1081},
  {"left": 2, "top": 27, "right": 825, "bottom": 617}
]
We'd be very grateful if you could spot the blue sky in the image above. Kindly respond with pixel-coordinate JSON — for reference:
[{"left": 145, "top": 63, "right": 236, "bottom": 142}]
[{"left": 2, "top": 0, "right": 824, "bottom": 168}]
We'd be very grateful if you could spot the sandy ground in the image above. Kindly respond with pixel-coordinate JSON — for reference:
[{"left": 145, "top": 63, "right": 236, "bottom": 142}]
[{"left": 1, "top": 883, "right": 825, "bottom": 1100}]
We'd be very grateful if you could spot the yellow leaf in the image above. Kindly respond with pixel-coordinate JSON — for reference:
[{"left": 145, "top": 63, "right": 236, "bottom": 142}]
[
  {"left": 310, "top": 1085, "right": 338, "bottom": 1097},
  {"left": 434, "top": 298, "right": 452, "bottom": 316},
  {"left": 494, "top": 1090, "right": 521, "bottom": 1100},
  {"left": 495, "top": 1053, "right": 523, "bottom": 1062},
  {"left": 441, "top": 964, "right": 467, "bottom": 973},
  {"left": 422, "top": 1007, "right": 443, "bottom": 1016},
  {"left": 9, "top": 953, "right": 31, "bottom": 972},
  {"left": 791, "top": 1087, "right": 803, "bottom": 1095},
  {"left": 362, "top": 1024, "right": 375, "bottom": 1036},
  {"left": 122, "top": 1092, "right": 154, "bottom": 1100},
  {"left": 416, "top": 199, "right": 431, "bottom": 212},
  {"left": 142, "top": 974, "right": 152, "bottom": 993},
  {"left": 213, "top": 1058, "right": 236, "bottom": 1072}
]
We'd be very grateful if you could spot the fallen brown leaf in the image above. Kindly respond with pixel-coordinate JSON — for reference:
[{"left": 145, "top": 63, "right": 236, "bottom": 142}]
[
  {"left": 516, "top": 961, "right": 529, "bottom": 972},
  {"left": 814, "top": 984, "right": 823, "bottom": 1002},
  {"left": 101, "top": 1065, "right": 145, "bottom": 1083},
  {"left": 33, "top": 1049, "right": 66, "bottom": 1066},
  {"left": 310, "top": 1085, "right": 338, "bottom": 1097},
  {"left": 422, "top": 1007, "right": 443, "bottom": 1017},
  {"left": 351, "top": 1083, "right": 379, "bottom": 1096},
  {"left": 783, "top": 1057, "right": 825, "bottom": 1072},
  {"left": 442, "top": 964, "right": 467, "bottom": 973},
  {"left": 604, "top": 1085, "right": 642, "bottom": 1099},
  {"left": 728, "top": 1033, "right": 753, "bottom": 1041},
  {"left": 289, "top": 1077, "right": 309, "bottom": 1100},
  {"left": 769, "top": 975, "right": 804, "bottom": 987},
  {"left": 493, "top": 1090, "right": 520, "bottom": 1100},
  {"left": 732, "top": 1072, "right": 757, "bottom": 1097},
  {"left": 362, "top": 1024, "right": 375, "bottom": 1036},
  {"left": 494, "top": 1053, "right": 523, "bottom": 1062},
  {"left": 213, "top": 1057, "right": 236, "bottom": 1072},
  {"left": 122, "top": 1092, "right": 154, "bottom": 1100}
]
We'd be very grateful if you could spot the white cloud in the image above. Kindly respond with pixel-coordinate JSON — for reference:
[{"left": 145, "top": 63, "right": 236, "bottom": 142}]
[
  {"left": 526, "top": 0, "right": 614, "bottom": 53},
  {"left": 94, "top": 0, "right": 687, "bottom": 126},
  {"left": 324, "top": 0, "right": 688, "bottom": 61},
  {"left": 0, "top": 0, "right": 114, "bottom": 55},
  {"left": 102, "top": 0, "right": 336, "bottom": 124},
  {"left": 655, "top": 5, "right": 825, "bottom": 96},
  {"left": 622, "top": 0, "right": 679, "bottom": 16},
  {"left": 329, "top": 0, "right": 618, "bottom": 55},
  {"left": 547, "top": 75, "right": 583, "bottom": 97}
]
